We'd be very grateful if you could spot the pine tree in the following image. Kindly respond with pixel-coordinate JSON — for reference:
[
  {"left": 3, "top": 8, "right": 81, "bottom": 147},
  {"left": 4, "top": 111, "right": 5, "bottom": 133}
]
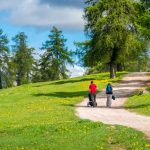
[
  {"left": 4, "top": 57, "right": 16, "bottom": 87},
  {"left": 40, "top": 27, "right": 73, "bottom": 81},
  {"left": 141, "top": 0, "right": 150, "bottom": 8},
  {"left": 32, "top": 59, "right": 42, "bottom": 83},
  {"left": 12, "top": 32, "right": 34, "bottom": 86},
  {"left": 0, "top": 29, "right": 9, "bottom": 89}
]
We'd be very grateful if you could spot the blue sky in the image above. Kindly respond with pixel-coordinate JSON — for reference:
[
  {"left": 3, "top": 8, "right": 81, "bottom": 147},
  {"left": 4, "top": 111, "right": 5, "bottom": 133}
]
[{"left": 0, "top": 0, "right": 87, "bottom": 77}]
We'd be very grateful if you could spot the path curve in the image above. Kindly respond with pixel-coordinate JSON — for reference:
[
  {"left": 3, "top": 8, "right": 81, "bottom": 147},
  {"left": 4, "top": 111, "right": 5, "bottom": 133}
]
[{"left": 76, "top": 72, "right": 150, "bottom": 138}]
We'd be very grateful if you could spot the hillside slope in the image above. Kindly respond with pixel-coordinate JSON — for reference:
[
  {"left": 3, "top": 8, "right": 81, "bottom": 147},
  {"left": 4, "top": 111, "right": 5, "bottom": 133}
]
[{"left": 0, "top": 72, "right": 149, "bottom": 150}]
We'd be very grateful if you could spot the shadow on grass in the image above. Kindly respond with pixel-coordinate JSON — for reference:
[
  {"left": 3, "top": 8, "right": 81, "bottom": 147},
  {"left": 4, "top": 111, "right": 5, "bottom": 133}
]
[
  {"left": 33, "top": 72, "right": 126, "bottom": 88},
  {"left": 51, "top": 73, "right": 120, "bottom": 85},
  {"left": 33, "top": 76, "right": 121, "bottom": 88},
  {"left": 33, "top": 91, "right": 88, "bottom": 98},
  {"left": 33, "top": 78, "right": 95, "bottom": 87},
  {"left": 33, "top": 78, "right": 97, "bottom": 87}
]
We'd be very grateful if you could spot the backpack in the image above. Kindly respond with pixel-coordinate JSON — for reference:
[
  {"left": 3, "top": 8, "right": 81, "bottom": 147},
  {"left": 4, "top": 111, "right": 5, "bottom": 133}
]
[{"left": 106, "top": 85, "right": 112, "bottom": 94}]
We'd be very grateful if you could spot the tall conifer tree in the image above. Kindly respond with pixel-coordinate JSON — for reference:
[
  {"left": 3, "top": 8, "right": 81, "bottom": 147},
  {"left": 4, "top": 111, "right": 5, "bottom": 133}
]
[
  {"left": 13, "top": 32, "right": 34, "bottom": 86},
  {"left": 40, "top": 27, "right": 73, "bottom": 81},
  {"left": 0, "top": 29, "right": 9, "bottom": 89}
]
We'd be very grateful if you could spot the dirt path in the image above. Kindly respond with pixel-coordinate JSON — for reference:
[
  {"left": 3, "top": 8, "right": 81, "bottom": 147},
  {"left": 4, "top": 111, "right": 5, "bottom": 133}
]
[{"left": 76, "top": 72, "right": 150, "bottom": 138}]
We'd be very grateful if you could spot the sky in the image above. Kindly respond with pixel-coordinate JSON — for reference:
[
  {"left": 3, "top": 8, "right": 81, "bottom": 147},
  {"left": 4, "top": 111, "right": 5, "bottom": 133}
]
[{"left": 0, "top": 0, "right": 87, "bottom": 77}]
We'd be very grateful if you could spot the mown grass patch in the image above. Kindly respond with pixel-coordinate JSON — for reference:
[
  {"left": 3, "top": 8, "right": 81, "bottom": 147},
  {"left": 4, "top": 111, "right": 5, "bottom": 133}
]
[
  {"left": 0, "top": 72, "right": 150, "bottom": 149},
  {"left": 124, "top": 86, "right": 150, "bottom": 116}
]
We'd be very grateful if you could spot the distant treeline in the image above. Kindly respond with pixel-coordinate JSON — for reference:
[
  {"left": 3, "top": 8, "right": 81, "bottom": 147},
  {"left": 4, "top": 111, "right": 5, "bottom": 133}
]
[{"left": 0, "top": 27, "right": 73, "bottom": 88}]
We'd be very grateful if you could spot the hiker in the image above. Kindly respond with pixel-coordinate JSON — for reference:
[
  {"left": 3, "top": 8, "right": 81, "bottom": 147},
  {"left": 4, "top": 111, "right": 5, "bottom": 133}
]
[
  {"left": 106, "top": 83, "right": 113, "bottom": 108},
  {"left": 88, "top": 81, "right": 97, "bottom": 107}
]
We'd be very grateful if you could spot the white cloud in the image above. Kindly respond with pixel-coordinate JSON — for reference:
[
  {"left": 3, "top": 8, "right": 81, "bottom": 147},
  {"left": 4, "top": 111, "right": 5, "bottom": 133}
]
[
  {"left": 0, "top": 0, "right": 20, "bottom": 10},
  {"left": 0, "top": 0, "right": 84, "bottom": 30},
  {"left": 67, "top": 64, "right": 85, "bottom": 78}
]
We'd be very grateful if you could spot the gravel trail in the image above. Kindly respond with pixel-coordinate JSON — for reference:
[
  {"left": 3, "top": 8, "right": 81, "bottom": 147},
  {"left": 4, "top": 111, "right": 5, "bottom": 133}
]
[{"left": 76, "top": 72, "right": 150, "bottom": 138}]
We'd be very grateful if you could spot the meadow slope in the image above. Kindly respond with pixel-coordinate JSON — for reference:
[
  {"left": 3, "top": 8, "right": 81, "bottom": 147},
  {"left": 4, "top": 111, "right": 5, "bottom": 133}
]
[{"left": 0, "top": 72, "right": 149, "bottom": 150}]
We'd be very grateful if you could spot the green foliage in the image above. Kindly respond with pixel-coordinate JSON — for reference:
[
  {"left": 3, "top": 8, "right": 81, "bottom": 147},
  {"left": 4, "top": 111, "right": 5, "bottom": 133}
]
[
  {"left": 141, "top": 0, "right": 150, "bottom": 8},
  {"left": 0, "top": 29, "right": 10, "bottom": 89},
  {"left": 40, "top": 27, "right": 73, "bottom": 81},
  {"left": 134, "top": 1, "right": 150, "bottom": 41},
  {"left": 75, "top": 40, "right": 91, "bottom": 66},
  {"left": 12, "top": 32, "right": 34, "bottom": 86},
  {"left": 84, "top": 0, "right": 141, "bottom": 65},
  {"left": 124, "top": 0, "right": 150, "bottom": 72},
  {"left": 4, "top": 58, "right": 16, "bottom": 87},
  {"left": 32, "top": 60, "right": 42, "bottom": 83},
  {"left": 85, "top": 63, "right": 109, "bottom": 75},
  {"left": 76, "top": 0, "right": 150, "bottom": 77},
  {"left": 0, "top": 72, "right": 149, "bottom": 149},
  {"left": 146, "top": 85, "right": 150, "bottom": 91}
]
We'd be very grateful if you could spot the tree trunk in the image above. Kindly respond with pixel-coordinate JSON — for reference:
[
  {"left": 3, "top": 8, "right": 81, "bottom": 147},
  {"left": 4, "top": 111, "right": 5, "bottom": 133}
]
[
  {"left": 0, "top": 69, "right": 3, "bottom": 89},
  {"left": 110, "top": 62, "right": 116, "bottom": 78},
  {"left": 117, "top": 63, "right": 123, "bottom": 71}
]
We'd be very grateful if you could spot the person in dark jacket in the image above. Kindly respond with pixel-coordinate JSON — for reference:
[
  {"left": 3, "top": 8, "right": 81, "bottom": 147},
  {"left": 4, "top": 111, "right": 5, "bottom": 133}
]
[{"left": 106, "top": 83, "right": 113, "bottom": 107}]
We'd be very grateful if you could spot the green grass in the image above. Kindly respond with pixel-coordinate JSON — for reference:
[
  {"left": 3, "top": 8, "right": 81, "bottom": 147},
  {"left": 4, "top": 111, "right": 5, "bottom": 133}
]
[
  {"left": 124, "top": 86, "right": 150, "bottom": 116},
  {"left": 0, "top": 72, "right": 149, "bottom": 150}
]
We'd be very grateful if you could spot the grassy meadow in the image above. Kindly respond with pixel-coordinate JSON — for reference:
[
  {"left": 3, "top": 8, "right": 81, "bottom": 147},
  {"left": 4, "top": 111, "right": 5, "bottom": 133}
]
[
  {"left": 0, "top": 72, "right": 150, "bottom": 150},
  {"left": 125, "top": 86, "right": 150, "bottom": 116}
]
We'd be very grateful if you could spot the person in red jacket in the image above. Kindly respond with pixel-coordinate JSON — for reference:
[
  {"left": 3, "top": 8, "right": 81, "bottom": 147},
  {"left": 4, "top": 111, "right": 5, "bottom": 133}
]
[
  {"left": 89, "top": 81, "right": 97, "bottom": 94},
  {"left": 89, "top": 81, "right": 97, "bottom": 105}
]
